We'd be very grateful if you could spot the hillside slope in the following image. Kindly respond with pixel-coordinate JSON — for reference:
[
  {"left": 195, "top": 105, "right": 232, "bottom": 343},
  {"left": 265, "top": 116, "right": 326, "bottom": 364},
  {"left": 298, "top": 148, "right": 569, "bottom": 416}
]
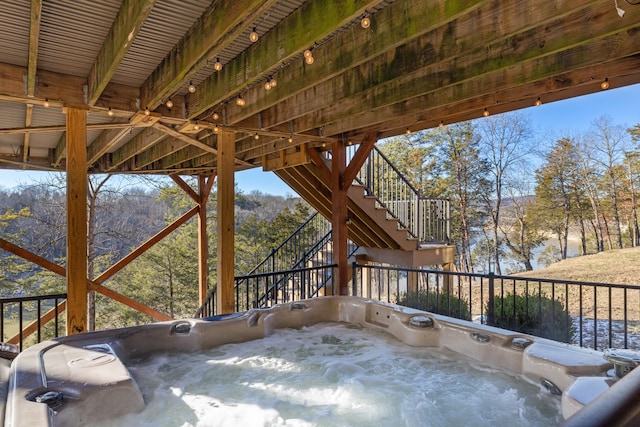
[{"left": 515, "top": 247, "right": 640, "bottom": 286}]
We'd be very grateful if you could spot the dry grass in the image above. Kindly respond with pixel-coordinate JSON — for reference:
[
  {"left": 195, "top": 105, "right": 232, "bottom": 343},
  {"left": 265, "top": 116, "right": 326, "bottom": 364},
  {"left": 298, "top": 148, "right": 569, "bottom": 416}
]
[{"left": 514, "top": 247, "right": 640, "bottom": 286}]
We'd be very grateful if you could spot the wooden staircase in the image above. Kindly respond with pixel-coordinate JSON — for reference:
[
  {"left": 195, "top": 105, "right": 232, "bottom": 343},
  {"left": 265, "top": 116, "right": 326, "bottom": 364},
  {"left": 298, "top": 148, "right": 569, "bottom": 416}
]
[{"left": 273, "top": 151, "right": 455, "bottom": 268}]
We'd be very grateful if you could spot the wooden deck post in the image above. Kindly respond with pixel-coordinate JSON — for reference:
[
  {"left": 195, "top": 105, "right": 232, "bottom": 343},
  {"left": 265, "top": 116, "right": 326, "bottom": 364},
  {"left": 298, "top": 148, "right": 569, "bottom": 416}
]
[
  {"left": 64, "top": 106, "right": 88, "bottom": 335},
  {"left": 332, "top": 139, "right": 349, "bottom": 295},
  {"left": 216, "top": 131, "right": 235, "bottom": 313},
  {"left": 198, "top": 175, "right": 208, "bottom": 305}
]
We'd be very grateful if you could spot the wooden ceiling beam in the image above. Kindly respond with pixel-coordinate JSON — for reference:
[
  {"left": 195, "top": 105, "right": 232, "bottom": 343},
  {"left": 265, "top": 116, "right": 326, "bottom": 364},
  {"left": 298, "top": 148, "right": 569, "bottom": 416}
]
[
  {"left": 186, "top": 0, "right": 383, "bottom": 119},
  {"left": 0, "top": 62, "right": 140, "bottom": 111},
  {"left": 221, "top": 0, "right": 602, "bottom": 127},
  {"left": 109, "top": 127, "right": 167, "bottom": 171},
  {"left": 153, "top": 122, "right": 217, "bottom": 154},
  {"left": 27, "top": 0, "right": 42, "bottom": 97},
  {"left": 140, "top": 0, "right": 280, "bottom": 110},
  {"left": 317, "top": 42, "right": 640, "bottom": 139},
  {"left": 254, "top": 4, "right": 640, "bottom": 136},
  {"left": 87, "top": 0, "right": 157, "bottom": 105}
]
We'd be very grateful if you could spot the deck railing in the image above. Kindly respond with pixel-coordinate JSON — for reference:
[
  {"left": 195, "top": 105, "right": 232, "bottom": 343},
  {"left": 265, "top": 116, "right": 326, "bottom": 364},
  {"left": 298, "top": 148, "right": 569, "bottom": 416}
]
[
  {"left": 0, "top": 293, "right": 67, "bottom": 351},
  {"left": 351, "top": 264, "right": 640, "bottom": 351},
  {"left": 349, "top": 145, "right": 450, "bottom": 244}
]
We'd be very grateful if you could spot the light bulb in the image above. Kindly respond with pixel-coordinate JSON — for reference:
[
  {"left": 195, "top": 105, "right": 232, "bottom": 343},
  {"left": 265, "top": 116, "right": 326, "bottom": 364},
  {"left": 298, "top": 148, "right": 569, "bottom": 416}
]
[
  {"left": 439, "top": 120, "right": 444, "bottom": 127},
  {"left": 270, "top": 77, "right": 277, "bottom": 88},
  {"left": 249, "top": 27, "right": 258, "bottom": 43},
  {"left": 303, "top": 49, "right": 312, "bottom": 58},
  {"left": 144, "top": 107, "right": 150, "bottom": 116},
  {"left": 483, "top": 108, "right": 489, "bottom": 117},
  {"left": 264, "top": 81, "right": 272, "bottom": 90},
  {"left": 254, "top": 133, "right": 260, "bottom": 140},
  {"left": 405, "top": 128, "right": 411, "bottom": 134},
  {"left": 188, "top": 81, "right": 196, "bottom": 93},
  {"left": 288, "top": 136, "right": 293, "bottom": 143},
  {"left": 236, "top": 96, "right": 245, "bottom": 106},
  {"left": 213, "top": 124, "right": 219, "bottom": 133},
  {"left": 305, "top": 55, "right": 314, "bottom": 65},
  {"left": 194, "top": 121, "right": 200, "bottom": 131},
  {"left": 361, "top": 16, "right": 371, "bottom": 29},
  {"left": 166, "top": 99, "right": 174, "bottom": 109},
  {"left": 535, "top": 97, "right": 542, "bottom": 106},
  {"left": 43, "top": 98, "right": 50, "bottom": 108},
  {"left": 601, "top": 78, "right": 609, "bottom": 90},
  {"left": 108, "top": 108, "right": 114, "bottom": 116},
  {"left": 212, "top": 112, "right": 219, "bottom": 120},
  {"left": 213, "top": 58, "right": 222, "bottom": 71}
]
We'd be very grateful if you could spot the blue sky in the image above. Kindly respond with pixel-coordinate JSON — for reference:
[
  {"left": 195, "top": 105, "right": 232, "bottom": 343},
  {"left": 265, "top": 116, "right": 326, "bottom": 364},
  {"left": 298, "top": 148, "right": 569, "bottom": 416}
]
[{"left": 1, "top": 83, "right": 639, "bottom": 196}]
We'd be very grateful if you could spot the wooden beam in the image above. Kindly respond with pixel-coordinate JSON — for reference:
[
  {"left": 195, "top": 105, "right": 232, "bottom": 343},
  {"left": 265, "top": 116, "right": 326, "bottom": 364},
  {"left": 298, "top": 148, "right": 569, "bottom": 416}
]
[
  {"left": 343, "top": 133, "right": 378, "bottom": 188},
  {"left": 227, "top": 0, "right": 638, "bottom": 131},
  {"left": 95, "top": 206, "right": 199, "bottom": 284},
  {"left": 64, "top": 107, "right": 88, "bottom": 335},
  {"left": 198, "top": 174, "right": 215, "bottom": 305},
  {"left": 7, "top": 301, "right": 66, "bottom": 346},
  {"left": 331, "top": 139, "right": 348, "bottom": 295},
  {"left": 308, "top": 148, "right": 331, "bottom": 184},
  {"left": 216, "top": 130, "right": 235, "bottom": 314},
  {"left": 170, "top": 174, "right": 199, "bottom": 202},
  {"left": 141, "top": 0, "right": 280, "bottom": 109},
  {"left": 87, "top": 0, "right": 156, "bottom": 105},
  {"left": 22, "top": 105, "right": 33, "bottom": 165},
  {"left": 153, "top": 122, "right": 217, "bottom": 154},
  {"left": 88, "top": 282, "right": 172, "bottom": 321},
  {"left": 109, "top": 127, "right": 167, "bottom": 170},
  {"left": 0, "top": 237, "right": 66, "bottom": 276},
  {"left": 0, "top": 62, "right": 140, "bottom": 111},
  {"left": 186, "top": 0, "right": 382, "bottom": 119},
  {"left": 27, "top": 0, "right": 42, "bottom": 97},
  {"left": 51, "top": 132, "right": 66, "bottom": 168}
]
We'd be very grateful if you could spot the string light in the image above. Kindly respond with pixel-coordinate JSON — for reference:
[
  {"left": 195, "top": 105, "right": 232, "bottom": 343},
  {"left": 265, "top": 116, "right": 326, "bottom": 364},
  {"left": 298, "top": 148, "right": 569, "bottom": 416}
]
[
  {"left": 236, "top": 95, "right": 245, "bottom": 106},
  {"left": 264, "top": 80, "right": 272, "bottom": 90},
  {"left": 43, "top": 98, "right": 50, "bottom": 108},
  {"left": 405, "top": 128, "right": 411, "bottom": 134},
  {"left": 144, "top": 107, "right": 150, "bottom": 116},
  {"left": 439, "top": 120, "right": 444, "bottom": 127},
  {"left": 601, "top": 78, "right": 610, "bottom": 90},
  {"left": 304, "top": 49, "right": 314, "bottom": 65},
  {"left": 212, "top": 112, "right": 220, "bottom": 120},
  {"left": 194, "top": 121, "right": 200, "bottom": 131},
  {"left": 288, "top": 136, "right": 293, "bottom": 143},
  {"left": 213, "top": 124, "right": 219, "bottom": 133},
  {"left": 108, "top": 108, "right": 114, "bottom": 116},
  {"left": 269, "top": 77, "right": 277, "bottom": 88},
  {"left": 249, "top": 27, "right": 259, "bottom": 43},
  {"left": 535, "top": 97, "right": 542, "bottom": 106},
  {"left": 483, "top": 108, "right": 490, "bottom": 117},
  {"left": 165, "top": 99, "right": 174, "bottom": 109},
  {"left": 188, "top": 81, "right": 196, "bottom": 93},
  {"left": 361, "top": 15, "right": 371, "bottom": 29},
  {"left": 254, "top": 133, "right": 260, "bottom": 140},
  {"left": 213, "top": 58, "right": 222, "bottom": 71}
]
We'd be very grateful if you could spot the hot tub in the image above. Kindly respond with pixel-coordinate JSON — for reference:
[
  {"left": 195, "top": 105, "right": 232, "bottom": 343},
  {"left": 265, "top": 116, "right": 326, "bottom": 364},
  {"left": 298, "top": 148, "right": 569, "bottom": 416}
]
[{"left": 3, "top": 296, "right": 637, "bottom": 426}]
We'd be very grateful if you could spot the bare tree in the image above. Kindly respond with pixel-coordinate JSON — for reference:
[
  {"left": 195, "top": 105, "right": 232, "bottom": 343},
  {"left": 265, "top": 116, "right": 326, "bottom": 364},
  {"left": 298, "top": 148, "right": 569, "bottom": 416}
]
[
  {"left": 587, "top": 115, "right": 631, "bottom": 249},
  {"left": 477, "top": 112, "right": 533, "bottom": 274}
]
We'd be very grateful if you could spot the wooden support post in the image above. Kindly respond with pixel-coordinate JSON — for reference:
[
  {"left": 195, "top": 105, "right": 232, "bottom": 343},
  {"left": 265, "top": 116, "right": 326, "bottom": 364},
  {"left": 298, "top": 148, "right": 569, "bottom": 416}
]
[
  {"left": 331, "top": 139, "right": 349, "bottom": 295},
  {"left": 216, "top": 131, "right": 235, "bottom": 314},
  {"left": 198, "top": 174, "right": 214, "bottom": 305},
  {"left": 64, "top": 107, "right": 88, "bottom": 335},
  {"left": 408, "top": 270, "right": 419, "bottom": 293}
]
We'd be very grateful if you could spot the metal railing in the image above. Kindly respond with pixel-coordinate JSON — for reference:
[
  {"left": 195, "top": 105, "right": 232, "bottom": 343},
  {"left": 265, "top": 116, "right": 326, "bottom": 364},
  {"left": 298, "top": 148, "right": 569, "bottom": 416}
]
[
  {"left": 1, "top": 293, "right": 67, "bottom": 351},
  {"left": 241, "top": 212, "right": 331, "bottom": 277},
  {"left": 197, "top": 265, "right": 337, "bottom": 317},
  {"left": 348, "top": 145, "right": 450, "bottom": 244},
  {"left": 351, "top": 264, "right": 640, "bottom": 351}
]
